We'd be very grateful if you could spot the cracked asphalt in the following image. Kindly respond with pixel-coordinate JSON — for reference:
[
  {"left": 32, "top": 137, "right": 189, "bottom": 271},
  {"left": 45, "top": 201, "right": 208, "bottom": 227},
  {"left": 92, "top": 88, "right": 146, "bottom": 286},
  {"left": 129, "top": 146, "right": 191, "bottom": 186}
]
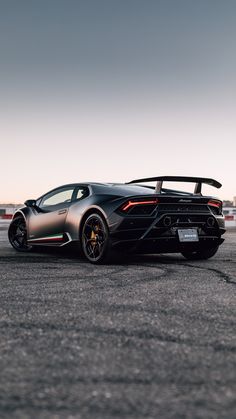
[{"left": 0, "top": 221, "right": 236, "bottom": 419}]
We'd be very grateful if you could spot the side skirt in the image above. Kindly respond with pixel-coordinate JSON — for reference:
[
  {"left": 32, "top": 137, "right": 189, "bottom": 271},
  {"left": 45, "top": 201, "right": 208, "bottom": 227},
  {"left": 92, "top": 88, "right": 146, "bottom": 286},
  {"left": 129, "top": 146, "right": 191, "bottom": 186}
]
[{"left": 28, "top": 233, "right": 73, "bottom": 247}]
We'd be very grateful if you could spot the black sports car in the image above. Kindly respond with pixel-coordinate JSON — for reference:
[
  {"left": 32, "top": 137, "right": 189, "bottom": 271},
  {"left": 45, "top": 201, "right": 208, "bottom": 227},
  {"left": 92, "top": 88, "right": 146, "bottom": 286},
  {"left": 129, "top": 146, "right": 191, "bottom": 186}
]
[{"left": 8, "top": 176, "right": 225, "bottom": 263}]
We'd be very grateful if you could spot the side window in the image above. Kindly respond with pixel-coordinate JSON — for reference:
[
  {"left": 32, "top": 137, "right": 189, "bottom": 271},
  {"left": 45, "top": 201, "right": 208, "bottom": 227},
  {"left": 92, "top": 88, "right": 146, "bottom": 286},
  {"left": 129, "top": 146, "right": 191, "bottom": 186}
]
[
  {"left": 40, "top": 188, "right": 74, "bottom": 209},
  {"left": 74, "top": 187, "right": 89, "bottom": 201}
]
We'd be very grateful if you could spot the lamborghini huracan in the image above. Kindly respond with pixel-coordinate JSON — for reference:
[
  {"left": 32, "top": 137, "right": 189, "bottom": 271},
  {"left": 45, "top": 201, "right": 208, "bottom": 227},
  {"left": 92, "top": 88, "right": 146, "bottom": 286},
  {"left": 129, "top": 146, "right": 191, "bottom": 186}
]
[{"left": 8, "top": 176, "right": 225, "bottom": 263}]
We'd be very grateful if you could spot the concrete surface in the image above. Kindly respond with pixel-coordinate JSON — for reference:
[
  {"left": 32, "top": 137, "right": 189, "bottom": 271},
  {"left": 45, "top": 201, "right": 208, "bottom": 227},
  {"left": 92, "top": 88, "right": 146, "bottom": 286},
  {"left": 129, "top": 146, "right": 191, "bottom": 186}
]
[{"left": 0, "top": 221, "right": 235, "bottom": 419}]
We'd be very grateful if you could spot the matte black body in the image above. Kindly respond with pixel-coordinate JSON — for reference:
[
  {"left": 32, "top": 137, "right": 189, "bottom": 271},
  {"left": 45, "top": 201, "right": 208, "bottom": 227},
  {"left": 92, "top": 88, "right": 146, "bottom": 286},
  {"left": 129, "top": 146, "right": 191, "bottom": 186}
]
[{"left": 10, "top": 178, "right": 226, "bottom": 255}]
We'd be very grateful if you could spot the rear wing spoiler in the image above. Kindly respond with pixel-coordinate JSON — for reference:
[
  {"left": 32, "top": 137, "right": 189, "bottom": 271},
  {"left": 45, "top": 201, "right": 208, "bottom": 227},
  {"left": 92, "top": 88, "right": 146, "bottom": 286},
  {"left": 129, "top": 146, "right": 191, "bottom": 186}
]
[{"left": 127, "top": 176, "right": 222, "bottom": 194}]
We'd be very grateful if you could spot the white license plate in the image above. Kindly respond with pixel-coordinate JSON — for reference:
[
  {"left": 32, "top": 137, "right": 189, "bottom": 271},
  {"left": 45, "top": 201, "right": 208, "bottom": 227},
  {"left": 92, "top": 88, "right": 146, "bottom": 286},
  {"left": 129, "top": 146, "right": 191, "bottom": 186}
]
[{"left": 178, "top": 228, "right": 199, "bottom": 242}]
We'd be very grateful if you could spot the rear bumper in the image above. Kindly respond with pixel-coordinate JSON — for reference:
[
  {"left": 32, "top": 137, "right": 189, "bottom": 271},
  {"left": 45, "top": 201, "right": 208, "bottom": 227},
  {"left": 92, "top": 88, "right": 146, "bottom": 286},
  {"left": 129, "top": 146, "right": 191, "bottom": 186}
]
[{"left": 110, "top": 213, "right": 225, "bottom": 254}]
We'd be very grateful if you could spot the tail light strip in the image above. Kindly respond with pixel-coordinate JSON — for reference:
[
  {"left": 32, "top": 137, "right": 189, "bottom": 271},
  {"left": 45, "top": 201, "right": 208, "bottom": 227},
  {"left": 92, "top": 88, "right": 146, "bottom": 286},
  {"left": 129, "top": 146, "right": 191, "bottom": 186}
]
[
  {"left": 121, "top": 199, "right": 159, "bottom": 212},
  {"left": 207, "top": 200, "right": 222, "bottom": 208}
]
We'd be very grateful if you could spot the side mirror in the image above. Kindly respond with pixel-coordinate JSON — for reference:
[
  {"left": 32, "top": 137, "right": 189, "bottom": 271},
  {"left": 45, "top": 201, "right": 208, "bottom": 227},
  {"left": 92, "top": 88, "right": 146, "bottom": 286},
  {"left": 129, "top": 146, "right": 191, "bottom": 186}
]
[{"left": 24, "top": 199, "right": 37, "bottom": 207}]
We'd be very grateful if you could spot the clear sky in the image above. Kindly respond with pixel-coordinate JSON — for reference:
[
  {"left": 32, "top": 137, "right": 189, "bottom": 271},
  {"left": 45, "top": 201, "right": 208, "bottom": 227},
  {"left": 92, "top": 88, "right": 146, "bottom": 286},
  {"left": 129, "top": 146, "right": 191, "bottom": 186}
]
[{"left": 0, "top": 0, "right": 235, "bottom": 203}]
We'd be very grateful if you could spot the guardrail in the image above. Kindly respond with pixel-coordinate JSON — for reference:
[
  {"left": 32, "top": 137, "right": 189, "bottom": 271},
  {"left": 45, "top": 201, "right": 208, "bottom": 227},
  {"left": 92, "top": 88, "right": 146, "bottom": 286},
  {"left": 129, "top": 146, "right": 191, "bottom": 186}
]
[
  {"left": 224, "top": 214, "right": 236, "bottom": 227},
  {"left": 225, "top": 215, "right": 234, "bottom": 221},
  {"left": 0, "top": 214, "right": 13, "bottom": 219}
]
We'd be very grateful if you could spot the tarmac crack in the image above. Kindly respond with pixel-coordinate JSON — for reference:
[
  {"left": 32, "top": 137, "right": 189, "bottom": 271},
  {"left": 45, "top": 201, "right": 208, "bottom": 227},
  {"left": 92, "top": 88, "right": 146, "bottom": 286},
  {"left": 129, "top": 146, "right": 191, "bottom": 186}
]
[{"left": 180, "top": 264, "right": 236, "bottom": 285}]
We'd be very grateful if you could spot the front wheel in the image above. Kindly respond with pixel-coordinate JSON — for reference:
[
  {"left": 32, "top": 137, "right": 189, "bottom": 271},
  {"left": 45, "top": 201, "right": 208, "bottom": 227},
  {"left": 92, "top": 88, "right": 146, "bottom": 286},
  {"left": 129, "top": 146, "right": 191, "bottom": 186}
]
[
  {"left": 8, "top": 216, "right": 32, "bottom": 252},
  {"left": 181, "top": 246, "right": 219, "bottom": 260},
  {"left": 81, "top": 213, "right": 113, "bottom": 264}
]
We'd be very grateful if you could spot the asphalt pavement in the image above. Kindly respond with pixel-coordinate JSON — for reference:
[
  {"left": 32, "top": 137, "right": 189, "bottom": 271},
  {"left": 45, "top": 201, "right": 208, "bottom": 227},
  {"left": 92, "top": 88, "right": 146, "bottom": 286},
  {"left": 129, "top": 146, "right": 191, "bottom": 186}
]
[{"left": 0, "top": 221, "right": 236, "bottom": 419}]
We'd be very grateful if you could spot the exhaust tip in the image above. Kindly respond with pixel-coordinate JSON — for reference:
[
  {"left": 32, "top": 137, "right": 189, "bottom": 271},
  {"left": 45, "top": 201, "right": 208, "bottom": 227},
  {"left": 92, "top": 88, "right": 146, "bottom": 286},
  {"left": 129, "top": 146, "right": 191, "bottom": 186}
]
[
  {"left": 163, "top": 216, "right": 172, "bottom": 227},
  {"left": 207, "top": 217, "right": 215, "bottom": 227}
]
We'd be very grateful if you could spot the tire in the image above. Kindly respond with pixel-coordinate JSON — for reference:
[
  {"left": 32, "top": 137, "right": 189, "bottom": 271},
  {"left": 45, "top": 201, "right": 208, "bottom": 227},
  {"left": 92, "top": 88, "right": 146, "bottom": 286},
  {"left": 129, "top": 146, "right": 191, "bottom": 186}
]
[
  {"left": 181, "top": 246, "right": 219, "bottom": 260},
  {"left": 8, "top": 216, "right": 32, "bottom": 252},
  {"left": 81, "top": 212, "right": 114, "bottom": 264}
]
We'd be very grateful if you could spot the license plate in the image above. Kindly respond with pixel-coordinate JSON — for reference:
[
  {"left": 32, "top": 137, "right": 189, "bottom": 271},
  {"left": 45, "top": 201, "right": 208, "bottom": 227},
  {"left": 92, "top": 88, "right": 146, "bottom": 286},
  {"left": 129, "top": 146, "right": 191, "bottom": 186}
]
[{"left": 178, "top": 228, "right": 199, "bottom": 242}]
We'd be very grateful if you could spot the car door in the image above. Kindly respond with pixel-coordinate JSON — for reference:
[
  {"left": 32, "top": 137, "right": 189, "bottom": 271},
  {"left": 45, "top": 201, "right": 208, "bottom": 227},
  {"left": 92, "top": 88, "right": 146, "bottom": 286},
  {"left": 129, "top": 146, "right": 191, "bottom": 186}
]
[{"left": 28, "top": 186, "right": 75, "bottom": 244}]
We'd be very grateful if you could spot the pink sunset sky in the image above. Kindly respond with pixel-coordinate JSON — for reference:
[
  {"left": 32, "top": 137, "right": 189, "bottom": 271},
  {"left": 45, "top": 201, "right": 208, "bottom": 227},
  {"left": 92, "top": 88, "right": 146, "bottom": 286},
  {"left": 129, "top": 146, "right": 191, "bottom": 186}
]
[{"left": 0, "top": 1, "right": 235, "bottom": 203}]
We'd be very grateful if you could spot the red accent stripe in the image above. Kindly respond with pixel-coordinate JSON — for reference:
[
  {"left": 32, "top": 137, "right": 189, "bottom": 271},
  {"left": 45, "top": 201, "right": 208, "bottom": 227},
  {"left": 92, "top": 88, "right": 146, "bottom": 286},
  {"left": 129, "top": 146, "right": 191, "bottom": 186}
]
[{"left": 31, "top": 237, "right": 63, "bottom": 243}]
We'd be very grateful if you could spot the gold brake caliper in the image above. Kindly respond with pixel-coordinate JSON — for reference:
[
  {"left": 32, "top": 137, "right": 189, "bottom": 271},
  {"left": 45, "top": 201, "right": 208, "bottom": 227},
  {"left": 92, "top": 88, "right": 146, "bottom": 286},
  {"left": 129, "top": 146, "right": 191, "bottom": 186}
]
[{"left": 90, "top": 225, "right": 98, "bottom": 246}]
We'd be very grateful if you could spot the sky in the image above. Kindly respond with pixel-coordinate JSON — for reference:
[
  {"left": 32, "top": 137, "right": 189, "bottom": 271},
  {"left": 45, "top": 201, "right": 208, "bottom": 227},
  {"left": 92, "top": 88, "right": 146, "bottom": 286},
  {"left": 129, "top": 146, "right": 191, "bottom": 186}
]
[{"left": 0, "top": 0, "right": 235, "bottom": 203}]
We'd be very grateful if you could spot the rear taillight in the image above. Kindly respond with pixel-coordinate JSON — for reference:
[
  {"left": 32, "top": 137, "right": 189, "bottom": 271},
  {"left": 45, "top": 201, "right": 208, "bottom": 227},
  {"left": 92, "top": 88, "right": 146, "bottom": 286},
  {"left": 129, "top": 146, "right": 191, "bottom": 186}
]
[
  {"left": 208, "top": 200, "right": 222, "bottom": 208},
  {"left": 207, "top": 200, "right": 222, "bottom": 214},
  {"left": 120, "top": 198, "right": 159, "bottom": 213}
]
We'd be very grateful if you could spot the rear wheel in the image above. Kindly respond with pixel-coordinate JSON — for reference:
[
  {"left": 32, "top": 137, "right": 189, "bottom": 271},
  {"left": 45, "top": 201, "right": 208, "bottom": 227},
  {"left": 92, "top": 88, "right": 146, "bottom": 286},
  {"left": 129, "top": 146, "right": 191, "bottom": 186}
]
[
  {"left": 181, "top": 246, "right": 219, "bottom": 260},
  {"left": 8, "top": 216, "right": 32, "bottom": 252},
  {"left": 81, "top": 213, "right": 113, "bottom": 264}
]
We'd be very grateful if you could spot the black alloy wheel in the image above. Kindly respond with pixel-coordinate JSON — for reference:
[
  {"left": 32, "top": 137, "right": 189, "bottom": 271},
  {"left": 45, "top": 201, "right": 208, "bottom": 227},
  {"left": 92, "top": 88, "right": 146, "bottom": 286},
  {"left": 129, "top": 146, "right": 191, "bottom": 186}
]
[
  {"left": 81, "top": 213, "right": 112, "bottom": 263},
  {"left": 181, "top": 246, "right": 219, "bottom": 260},
  {"left": 8, "top": 216, "right": 32, "bottom": 252}
]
